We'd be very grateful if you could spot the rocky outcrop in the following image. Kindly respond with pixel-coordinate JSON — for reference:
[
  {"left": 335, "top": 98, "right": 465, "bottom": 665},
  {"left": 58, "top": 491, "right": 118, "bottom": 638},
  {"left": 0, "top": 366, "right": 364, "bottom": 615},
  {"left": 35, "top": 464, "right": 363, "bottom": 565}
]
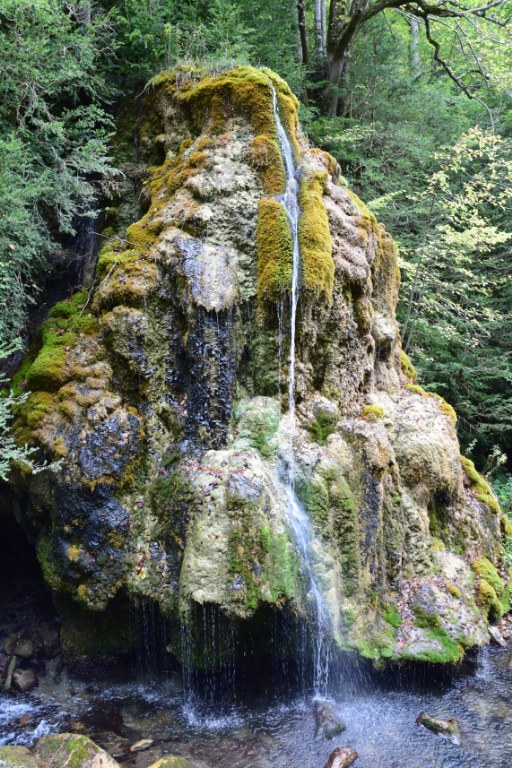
[{"left": 10, "top": 66, "right": 511, "bottom": 665}]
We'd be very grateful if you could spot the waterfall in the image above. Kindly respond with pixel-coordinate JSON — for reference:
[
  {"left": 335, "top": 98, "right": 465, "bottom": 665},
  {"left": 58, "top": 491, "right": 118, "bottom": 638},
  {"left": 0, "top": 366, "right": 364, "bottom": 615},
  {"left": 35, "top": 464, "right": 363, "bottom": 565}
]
[{"left": 271, "top": 83, "right": 331, "bottom": 695}]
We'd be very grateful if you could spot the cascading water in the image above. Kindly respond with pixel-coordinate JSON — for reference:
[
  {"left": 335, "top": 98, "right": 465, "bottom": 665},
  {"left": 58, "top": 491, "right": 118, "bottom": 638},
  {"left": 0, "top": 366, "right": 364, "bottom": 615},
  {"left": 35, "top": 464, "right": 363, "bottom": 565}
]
[{"left": 271, "top": 83, "right": 331, "bottom": 695}]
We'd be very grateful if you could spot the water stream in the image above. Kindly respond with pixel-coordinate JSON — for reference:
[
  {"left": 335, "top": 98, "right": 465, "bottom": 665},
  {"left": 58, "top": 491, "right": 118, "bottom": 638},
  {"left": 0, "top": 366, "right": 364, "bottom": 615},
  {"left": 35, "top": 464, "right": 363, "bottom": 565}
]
[
  {"left": 271, "top": 83, "right": 332, "bottom": 696},
  {"left": 1, "top": 646, "right": 511, "bottom": 767}
]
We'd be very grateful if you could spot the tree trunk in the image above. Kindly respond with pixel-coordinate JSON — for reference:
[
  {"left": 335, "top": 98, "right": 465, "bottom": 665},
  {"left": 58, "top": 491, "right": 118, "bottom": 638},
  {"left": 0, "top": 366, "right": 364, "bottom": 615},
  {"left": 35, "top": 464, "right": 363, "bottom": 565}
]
[
  {"left": 325, "top": 53, "right": 347, "bottom": 116},
  {"left": 324, "top": 0, "right": 369, "bottom": 116},
  {"left": 314, "top": 0, "right": 327, "bottom": 60},
  {"left": 409, "top": 15, "right": 421, "bottom": 79},
  {"left": 296, "top": 0, "right": 309, "bottom": 64},
  {"left": 321, "top": 0, "right": 327, "bottom": 57}
]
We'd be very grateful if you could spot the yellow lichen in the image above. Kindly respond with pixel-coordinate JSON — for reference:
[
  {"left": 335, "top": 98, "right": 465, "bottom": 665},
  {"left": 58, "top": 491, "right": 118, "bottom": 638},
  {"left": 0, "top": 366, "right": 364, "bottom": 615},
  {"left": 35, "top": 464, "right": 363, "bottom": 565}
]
[
  {"left": 400, "top": 349, "right": 417, "bottom": 382},
  {"left": 362, "top": 404, "right": 385, "bottom": 422},
  {"left": 257, "top": 198, "right": 293, "bottom": 301},
  {"left": 67, "top": 544, "right": 81, "bottom": 562},
  {"left": 298, "top": 171, "right": 334, "bottom": 299},
  {"left": 174, "top": 65, "right": 298, "bottom": 139},
  {"left": 406, "top": 384, "right": 457, "bottom": 426},
  {"left": 18, "top": 392, "right": 55, "bottom": 429},
  {"left": 247, "top": 135, "right": 285, "bottom": 195},
  {"left": 461, "top": 456, "right": 500, "bottom": 514},
  {"left": 347, "top": 188, "right": 378, "bottom": 233}
]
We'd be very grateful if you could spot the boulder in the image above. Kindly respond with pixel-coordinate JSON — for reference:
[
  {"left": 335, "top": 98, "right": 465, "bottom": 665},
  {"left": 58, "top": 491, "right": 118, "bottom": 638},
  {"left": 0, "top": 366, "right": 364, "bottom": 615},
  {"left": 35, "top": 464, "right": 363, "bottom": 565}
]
[
  {"left": 36, "top": 622, "right": 61, "bottom": 658},
  {"left": 9, "top": 65, "right": 508, "bottom": 667},
  {"left": 313, "top": 698, "right": 346, "bottom": 739},
  {"left": 0, "top": 745, "right": 41, "bottom": 767},
  {"left": 488, "top": 625, "right": 506, "bottom": 647},
  {"left": 35, "top": 733, "right": 120, "bottom": 768},
  {"left": 12, "top": 667, "right": 38, "bottom": 692},
  {"left": 148, "top": 759, "right": 193, "bottom": 768},
  {"left": 416, "top": 711, "right": 461, "bottom": 745},
  {"left": 323, "top": 747, "right": 358, "bottom": 768}
]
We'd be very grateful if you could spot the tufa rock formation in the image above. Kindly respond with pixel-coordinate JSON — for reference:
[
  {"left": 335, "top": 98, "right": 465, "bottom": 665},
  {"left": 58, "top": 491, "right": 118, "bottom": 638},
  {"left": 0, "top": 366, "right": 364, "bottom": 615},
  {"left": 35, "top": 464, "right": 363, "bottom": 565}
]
[{"left": 9, "top": 66, "right": 512, "bottom": 666}]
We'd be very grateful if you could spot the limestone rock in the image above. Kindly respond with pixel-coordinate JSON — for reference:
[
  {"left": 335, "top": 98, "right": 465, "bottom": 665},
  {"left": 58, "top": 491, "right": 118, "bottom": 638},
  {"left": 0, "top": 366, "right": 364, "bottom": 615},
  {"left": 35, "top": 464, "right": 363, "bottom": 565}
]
[
  {"left": 9, "top": 65, "right": 507, "bottom": 666},
  {"left": 323, "top": 747, "right": 358, "bottom": 768},
  {"left": 35, "top": 733, "right": 120, "bottom": 768},
  {"left": 12, "top": 667, "right": 38, "bottom": 693},
  {"left": 416, "top": 712, "right": 461, "bottom": 745},
  {"left": 314, "top": 698, "right": 346, "bottom": 739},
  {"left": 0, "top": 745, "right": 41, "bottom": 768}
]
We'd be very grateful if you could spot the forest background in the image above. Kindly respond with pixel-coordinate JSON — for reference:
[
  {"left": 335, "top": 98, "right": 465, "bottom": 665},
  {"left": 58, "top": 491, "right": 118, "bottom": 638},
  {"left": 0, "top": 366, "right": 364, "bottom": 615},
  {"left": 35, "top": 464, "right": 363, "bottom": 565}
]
[{"left": 0, "top": 0, "right": 511, "bottom": 523}]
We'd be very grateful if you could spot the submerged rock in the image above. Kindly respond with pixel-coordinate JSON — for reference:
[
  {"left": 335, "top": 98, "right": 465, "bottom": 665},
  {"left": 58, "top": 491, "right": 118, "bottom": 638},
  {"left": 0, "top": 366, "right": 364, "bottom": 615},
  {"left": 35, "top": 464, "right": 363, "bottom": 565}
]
[
  {"left": 8, "top": 65, "right": 509, "bottom": 667},
  {"left": 147, "top": 759, "right": 194, "bottom": 768},
  {"left": 313, "top": 698, "right": 346, "bottom": 739},
  {"left": 128, "top": 738, "right": 154, "bottom": 752},
  {"left": 323, "top": 747, "right": 358, "bottom": 768},
  {"left": 416, "top": 711, "right": 461, "bottom": 745}
]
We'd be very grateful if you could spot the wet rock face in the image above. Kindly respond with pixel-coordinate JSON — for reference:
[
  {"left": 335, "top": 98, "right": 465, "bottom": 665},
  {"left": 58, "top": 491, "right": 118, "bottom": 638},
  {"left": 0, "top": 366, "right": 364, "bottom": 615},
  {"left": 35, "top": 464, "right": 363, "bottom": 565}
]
[{"left": 11, "top": 66, "right": 509, "bottom": 664}]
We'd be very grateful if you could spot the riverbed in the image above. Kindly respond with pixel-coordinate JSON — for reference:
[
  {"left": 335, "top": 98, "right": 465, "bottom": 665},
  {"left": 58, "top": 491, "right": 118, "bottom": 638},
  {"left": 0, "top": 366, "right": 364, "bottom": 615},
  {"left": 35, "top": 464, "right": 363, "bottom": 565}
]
[{"left": 1, "top": 645, "right": 511, "bottom": 767}]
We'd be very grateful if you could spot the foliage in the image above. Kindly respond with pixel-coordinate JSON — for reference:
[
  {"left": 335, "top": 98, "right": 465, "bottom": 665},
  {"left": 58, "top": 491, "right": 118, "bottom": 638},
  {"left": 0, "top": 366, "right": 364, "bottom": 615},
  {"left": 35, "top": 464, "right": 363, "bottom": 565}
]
[
  {"left": 0, "top": 0, "right": 116, "bottom": 351},
  {"left": 0, "top": 340, "right": 37, "bottom": 480},
  {"left": 306, "top": 12, "right": 512, "bottom": 465}
]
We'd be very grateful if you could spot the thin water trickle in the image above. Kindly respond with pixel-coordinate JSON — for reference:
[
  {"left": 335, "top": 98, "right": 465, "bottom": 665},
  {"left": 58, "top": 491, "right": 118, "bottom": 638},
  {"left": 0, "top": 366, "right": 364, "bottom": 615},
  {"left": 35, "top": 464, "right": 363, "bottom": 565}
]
[{"left": 271, "top": 82, "right": 331, "bottom": 695}]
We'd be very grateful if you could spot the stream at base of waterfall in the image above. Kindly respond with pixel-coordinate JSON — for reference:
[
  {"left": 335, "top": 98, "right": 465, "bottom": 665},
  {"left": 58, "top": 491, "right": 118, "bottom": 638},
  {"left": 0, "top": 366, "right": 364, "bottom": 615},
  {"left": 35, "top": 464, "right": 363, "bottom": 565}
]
[{"left": 1, "top": 646, "right": 511, "bottom": 768}]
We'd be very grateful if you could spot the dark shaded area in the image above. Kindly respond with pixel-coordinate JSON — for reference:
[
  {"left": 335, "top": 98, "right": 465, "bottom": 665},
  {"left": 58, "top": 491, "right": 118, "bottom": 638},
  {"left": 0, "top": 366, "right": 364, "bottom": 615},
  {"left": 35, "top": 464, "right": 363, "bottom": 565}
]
[{"left": 0, "top": 496, "right": 55, "bottom": 635}]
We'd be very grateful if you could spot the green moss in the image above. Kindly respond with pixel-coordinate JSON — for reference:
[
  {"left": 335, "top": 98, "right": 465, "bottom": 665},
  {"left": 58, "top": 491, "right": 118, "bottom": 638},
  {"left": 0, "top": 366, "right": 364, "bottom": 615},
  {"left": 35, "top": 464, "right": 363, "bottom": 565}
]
[
  {"left": 298, "top": 172, "right": 334, "bottom": 299},
  {"left": 419, "top": 629, "right": 463, "bottom": 663},
  {"left": 355, "top": 622, "right": 397, "bottom": 661},
  {"left": 382, "top": 601, "right": 403, "bottom": 628},
  {"left": 261, "top": 527, "right": 298, "bottom": 602},
  {"left": 298, "top": 476, "right": 330, "bottom": 527},
  {"left": 461, "top": 457, "right": 500, "bottom": 514},
  {"left": 400, "top": 349, "right": 417, "bottom": 382},
  {"left": 174, "top": 65, "right": 298, "bottom": 139},
  {"left": 445, "top": 580, "right": 462, "bottom": 598},
  {"left": 37, "top": 535, "right": 64, "bottom": 592},
  {"left": 232, "top": 399, "right": 280, "bottom": 457},
  {"left": 247, "top": 134, "right": 285, "bottom": 194},
  {"left": 431, "top": 537, "right": 446, "bottom": 552},
  {"left": 310, "top": 412, "right": 336, "bottom": 445},
  {"left": 477, "top": 579, "right": 504, "bottom": 620},
  {"left": 0, "top": 746, "right": 37, "bottom": 767},
  {"left": 20, "top": 291, "right": 98, "bottom": 392},
  {"left": 18, "top": 392, "right": 55, "bottom": 429},
  {"left": 502, "top": 515, "right": 512, "bottom": 538},
  {"left": 346, "top": 188, "right": 378, "bottom": 233},
  {"left": 362, "top": 404, "right": 384, "bottom": 422},
  {"left": 413, "top": 607, "right": 442, "bottom": 630},
  {"left": 300, "top": 470, "right": 359, "bottom": 595},
  {"left": 472, "top": 556, "right": 508, "bottom": 618},
  {"left": 257, "top": 197, "right": 293, "bottom": 301},
  {"left": 227, "top": 525, "right": 262, "bottom": 612}
]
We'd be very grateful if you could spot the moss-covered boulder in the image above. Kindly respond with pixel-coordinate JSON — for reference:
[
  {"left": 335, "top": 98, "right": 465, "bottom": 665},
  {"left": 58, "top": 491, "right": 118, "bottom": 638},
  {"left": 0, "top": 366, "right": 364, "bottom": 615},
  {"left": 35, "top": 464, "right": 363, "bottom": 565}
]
[
  {"left": 9, "top": 65, "right": 509, "bottom": 666},
  {"left": 0, "top": 735, "right": 120, "bottom": 768}
]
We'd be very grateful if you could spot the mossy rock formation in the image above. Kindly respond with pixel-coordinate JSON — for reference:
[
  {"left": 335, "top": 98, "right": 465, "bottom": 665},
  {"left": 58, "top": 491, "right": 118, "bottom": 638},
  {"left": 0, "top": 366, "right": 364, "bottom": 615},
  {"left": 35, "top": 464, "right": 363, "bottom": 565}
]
[{"left": 10, "top": 66, "right": 510, "bottom": 665}]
